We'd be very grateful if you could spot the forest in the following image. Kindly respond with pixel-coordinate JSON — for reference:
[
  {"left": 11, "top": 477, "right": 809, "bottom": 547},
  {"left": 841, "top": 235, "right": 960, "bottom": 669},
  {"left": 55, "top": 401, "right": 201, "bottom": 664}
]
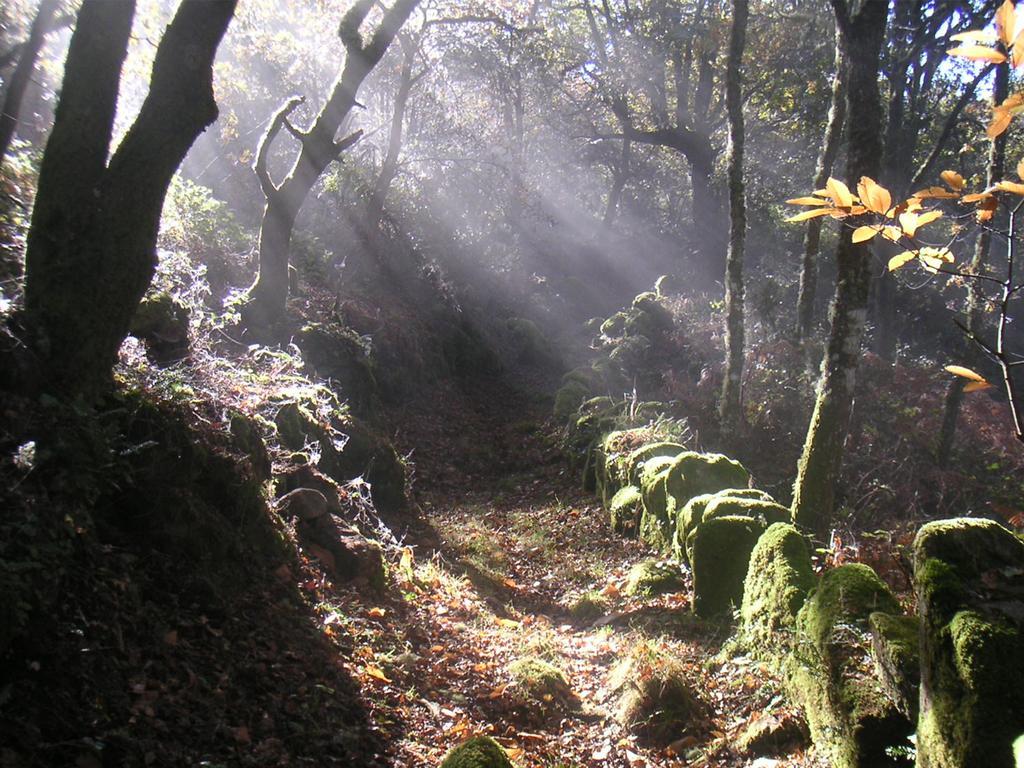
[{"left": 0, "top": 0, "right": 1023, "bottom": 765}]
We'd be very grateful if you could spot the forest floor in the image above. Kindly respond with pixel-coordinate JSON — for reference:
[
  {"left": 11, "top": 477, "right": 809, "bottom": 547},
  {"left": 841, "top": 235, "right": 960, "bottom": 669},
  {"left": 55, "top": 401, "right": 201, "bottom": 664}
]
[{"left": 313, "top": 375, "right": 823, "bottom": 768}]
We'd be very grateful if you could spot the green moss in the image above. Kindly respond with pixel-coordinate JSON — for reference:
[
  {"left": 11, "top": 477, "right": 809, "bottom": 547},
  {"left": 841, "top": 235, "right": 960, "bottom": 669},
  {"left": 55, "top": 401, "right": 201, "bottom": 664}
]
[
  {"left": 507, "top": 657, "right": 574, "bottom": 716},
  {"left": 553, "top": 380, "right": 591, "bottom": 423},
  {"left": 914, "top": 518, "right": 1024, "bottom": 768},
  {"left": 597, "top": 428, "right": 658, "bottom": 505},
  {"left": 562, "top": 367, "right": 599, "bottom": 390},
  {"left": 129, "top": 291, "right": 190, "bottom": 363},
  {"left": 608, "top": 334, "right": 651, "bottom": 369},
  {"left": 703, "top": 496, "right": 789, "bottom": 527},
  {"left": 439, "top": 735, "right": 514, "bottom": 768},
  {"left": 609, "top": 485, "right": 644, "bottom": 536},
  {"left": 624, "top": 559, "right": 686, "bottom": 597},
  {"left": 690, "top": 515, "right": 765, "bottom": 618},
  {"left": 664, "top": 452, "right": 750, "bottom": 527},
  {"left": 600, "top": 311, "right": 630, "bottom": 338},
  {"left": 868, "top": 612, "right": 920, "bottom": 719},
  {"left": 787, "top": 564, "right": 907, "bottom": 768},
  {"left": 569, "top": 591, "right": 611, "bottom": 621},
  {"left": 298, "top": 321, "right": 379, "bottom": 414},
  {"left": 673, "top": 488, "right": 771, "bottom": 564},
  {"left": 639, "top": 464, "right": 674, "bottom": 550},
  {"left": 624, "top": 441, "right": 686, "bottom": 486},
  {"left": 506, "top": 317, "right": 556, "bottom": 366},
  {"left": 739, "top": 523, "right": 815, "bottom": 657}
]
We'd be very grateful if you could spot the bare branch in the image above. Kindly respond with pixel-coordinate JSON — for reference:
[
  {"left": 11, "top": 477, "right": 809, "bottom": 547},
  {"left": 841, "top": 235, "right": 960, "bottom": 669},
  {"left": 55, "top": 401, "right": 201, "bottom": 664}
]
[{"left": 254, "top": 95, "right": 305, "bottom": 197}]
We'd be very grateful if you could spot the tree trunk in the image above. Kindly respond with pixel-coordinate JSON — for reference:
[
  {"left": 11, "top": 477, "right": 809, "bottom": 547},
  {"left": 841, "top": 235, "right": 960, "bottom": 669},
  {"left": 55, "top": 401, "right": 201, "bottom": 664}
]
[
  {"left": 244, "top": 0, "right": 420, "bottom": 327},
  {"left": 795, "top": 35, "right": 847, "bottom": 344},
  {"left": 0, "top": 0, "right": 58, "bottom": 164},
  {"left": 367, "top": 34, "right": 416, "bottom": 228},
  {"left": 719, "top": 0, "right": 748, "bottom": 426},
  {"left": 689, "top": 153, "right": 726, "bottom": 274},
  {"left": 21, "top": 0, "right": 237, "bottom": 397},
  {"left": 791, "top": 0, "right": 888, "bottom": 535},
  {"left": 603, "top": 137, "right": 631, "bottom": 226},
  {"left": 936, "top": 59, "right": 1010, "bottom": 465}
]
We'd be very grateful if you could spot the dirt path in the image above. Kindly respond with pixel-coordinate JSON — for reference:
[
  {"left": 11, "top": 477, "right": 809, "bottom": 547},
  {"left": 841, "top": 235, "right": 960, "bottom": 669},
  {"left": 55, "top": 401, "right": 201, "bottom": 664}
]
[{"left": 299, "top": 376, "right": 818, "bottom": 767}]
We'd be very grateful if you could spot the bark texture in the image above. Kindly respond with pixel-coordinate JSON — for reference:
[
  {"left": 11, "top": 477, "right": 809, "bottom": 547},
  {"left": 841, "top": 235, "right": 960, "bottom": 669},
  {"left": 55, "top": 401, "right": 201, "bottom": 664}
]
[
  {"left": 21, "top": 0, "right": 237, "bottom": 396},
  {"left": 719, "top": 0, "right": 748, "bottom": 426},
  {"left": 790, "top": 0, "right": 888, "bottom": 534}
]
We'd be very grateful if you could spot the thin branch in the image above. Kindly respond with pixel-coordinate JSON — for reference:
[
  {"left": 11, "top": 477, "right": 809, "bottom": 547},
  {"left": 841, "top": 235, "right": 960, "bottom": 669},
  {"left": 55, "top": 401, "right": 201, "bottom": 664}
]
[{"left": 254, "top": 95, "right": 305, "bottom": 197}]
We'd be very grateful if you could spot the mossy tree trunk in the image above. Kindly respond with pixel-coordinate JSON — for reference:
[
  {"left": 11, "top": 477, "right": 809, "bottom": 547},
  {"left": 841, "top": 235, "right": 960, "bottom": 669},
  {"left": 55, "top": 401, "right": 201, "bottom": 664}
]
[
  {"left": 719, "top": 0, "right": 748, "bottom": 426},
  {"left": 243, "top": 0, "right": 420, "bottom": 329},
  {"left": 0, "top": 0, "right": 58, "bottom": 165},
  {"left": 937, "top": 59, "right": 1010, "bottom": 465},
  {"left": 20, "top": 0, "right": 236, "bottom": 398},
  {"left": 790, "top": 0, "right": 888, "bottom": 535},
  {"left": 795, "top": 34, "right": 847, "bottom": 345}
]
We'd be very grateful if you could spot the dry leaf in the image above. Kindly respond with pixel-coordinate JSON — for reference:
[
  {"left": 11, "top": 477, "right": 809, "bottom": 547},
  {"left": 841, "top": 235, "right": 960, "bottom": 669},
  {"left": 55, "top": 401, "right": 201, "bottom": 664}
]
[
  {"left": 367, "top": 607, "right": 387, "bottom": 618},
  {"left": 945, "top": 364, "right": 987, "bottom": 382},
  {"left": 364, "top": 664, "right": 392, "bottom": 683}
]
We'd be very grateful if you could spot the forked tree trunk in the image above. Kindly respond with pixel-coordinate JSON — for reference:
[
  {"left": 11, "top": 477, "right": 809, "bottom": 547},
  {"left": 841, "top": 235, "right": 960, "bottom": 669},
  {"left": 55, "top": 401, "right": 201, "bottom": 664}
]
[
  {"left": 795, "top": 35, "right": 847, "bottom": 344},
  {"left": 719, "top": 0, "right": 748, "bottom": 426},
  {"left": 20, "top": 0, "right": 237, "bottom": 397},
  {"left": 0, "top": 0, "right": 58, "bottom": 164},
  {"left": 936, "top": 60, "right": 1010, "bottom": 465},
  {"left": 243, "top": 0, "right": 420, "bottom": 329},
  {"left": 790, "top": 0, "right": 888, "bottom": 534}
]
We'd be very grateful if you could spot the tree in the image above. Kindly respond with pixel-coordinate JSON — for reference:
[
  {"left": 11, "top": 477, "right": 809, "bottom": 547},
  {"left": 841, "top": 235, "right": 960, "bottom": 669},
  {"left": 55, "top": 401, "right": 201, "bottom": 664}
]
[
  {"left": 242, "top": 0, "right": 420, "bottom": 328},
  {"left": 719, "top": 0, "right": 748, "bottom": 425},
  {"left": 0, "top": 0, "right": 59, "bottom": 164},
  {"left": 789, "top": 0, "right": 889, "bottom": 534},
  {"left": 18, "top": 0, "right": 237, "bottom": 397}
]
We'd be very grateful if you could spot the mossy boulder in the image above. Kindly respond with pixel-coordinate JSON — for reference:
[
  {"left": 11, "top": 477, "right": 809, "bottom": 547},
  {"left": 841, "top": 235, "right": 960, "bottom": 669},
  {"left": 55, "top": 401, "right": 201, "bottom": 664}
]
[
  {"left": 439, "top": 736, "right": 514, "bottom": 768},
  {"left": 739, "top": 523, "right": 815, "bottom": 657},
  {"left": 611, "top": 645, "right": 706, "bottom": 746},
  {"left": 596, "top": 428, "right": 658, "bottom": 506},
  {"left": 228, "top": 410, "right": 273, "bottom": 483},
  {"left": 673, "top": 488, "right": 773, "bottom": 564},
  {"left": 553, "top": 380, "right": 591, "bottom": 424},
  {"left": 569, "top": 591, "right": 611, "bottom": 622},
  {"left": 298, "top": 321, "right": 379, "bottom": 414},
  {"left": 914, "top": 518, "right": 1024, "bottom": 768},
  {"left": 624, "top": 441, "right": 686, "bottom": 487},
  {"left": 129, "top": 291, "right": 190, "bottom": 363},
  {"left": 639, "top": 462, "right": 675, "bottom": 550},
  {"left": 664, "top": 452, "right": 750, "bottom": 527},
  {"left": 600, "top": 311, "right": 630, "bottom": 338},
  {"left": 607, "top": 334, "right": 651, "bottom": 371},
  {"left": 787, "top": 564, "right": 909, "bottom": 768},
  {"left": 506, "top": 317, "right": 557, "bottom": 366},
  {"left": 609, "top": 485, "right": 644, "bottom": 536},
  {"left": 868, "top": 612, "right": 919, "bottom": 719},
  {"left": 624, "top": 559, "right": 686, "bottom": 596},
  {"left": 690, "top": 515, "right": 765, "bottom": 618},
  {"left": 507, "top": 657, "right": 575, "bottom": 717}
]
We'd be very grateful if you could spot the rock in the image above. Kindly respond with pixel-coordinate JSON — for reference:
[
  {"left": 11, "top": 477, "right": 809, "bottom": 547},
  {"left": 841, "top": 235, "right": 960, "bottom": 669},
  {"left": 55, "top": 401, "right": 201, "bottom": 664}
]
[
  {"left": 596, "top": 428, "right": 659, "bottom": 506},
  {"left": 739, "top": 523, "right": 815, "bottom": 658},
  {"left": 690, "top": 515, "right": 765, "bottom": 618},
  {"left": 298, "top": 321, "right": 379, "bottom": 414},
  {"left": 294, "top": 505, "right": 386, "bottom": 592},
  {"left": 639, "top": 461, "right": 676, "bottom": 550},
  {"left": 612, "top": 645, "right": 706, "bottom": 746},
  {"left": 553, "top": 380, "right": 591, "bottom": 424},
  {"left": 129, "top": 292, "right": 190, "bottom": 363},
  {"left": 734, "top": 711, "right": 809, "bottom": 757},
  {"left": 624, "top": 559, "right": 686, "bottom": 597},
  {"left": 914, "top": 518, "right": 1024, "bottom": 768},
  {"left": 664, "top": 452, "right": 750, "bottom": 531},
  {"left": 439, "top": 735, "right": 514, "bottom": 768},
  {"left": 624, "top": 441, "right": 687, "bottom": 487},
  {"left": 505, "top": 317, "right": 558, "bottom": 366},
  {"left": 683, "top": 492, "right": 785, "bottom": 565},
  {"left": 506, "top": 657, "right": 576, "bottom": 718},
  {"left": 228, "top": 411, "right": 273, "bottom": 482},
  {"left": 568, "top": 591, "right": 611, "bottom": 622},
  {"left": 674, "top": 488, "right": 774, "bottom": 562},
  {"left": 600, "top": 311, "right": 630, "bottom": 338},
  {"left": 868, "top": 612, "right": 919, "bottom": 719},
  {"left": 609, "top": 485, "right": 643, "bottom": 537},
  {"left": 787, "top": 563, "right": 909, "bottom": 768},
  {"left": 276, "top": 488, "right": 330, "bottom": 521}
]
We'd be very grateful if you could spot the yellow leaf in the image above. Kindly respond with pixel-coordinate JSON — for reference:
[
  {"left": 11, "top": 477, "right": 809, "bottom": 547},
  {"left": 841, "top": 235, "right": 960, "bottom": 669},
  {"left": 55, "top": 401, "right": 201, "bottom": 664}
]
[
  {"left": 988, "top": 93, "right": 1024, "bottom": 138},
  {"left": 898, "top": 212, "right": 920, "bottom": 237},
  {"left": 920, "top": 247, "right": 955, "bottom": 272},
  {"left": 495, "top": 617, "right": 521, "bottom": 629},
  {"left": 996, "top": 0, "right": 1017, "bottom": 46},
  {"left": 941, "top": 170, "right": 965, "bottom": 191},
  {"left": 961, "top": 191, "right": 994, "bottom": 203},
  {"left": 367, "top": 607, "right": 386, "bottom": 618},
  {"left": 945, "top": 364, "right": 987, "bottom": 382},
  {"left": 950, "top": 30, "right": 998, "bottom": 44},
  {"left": 851, "top": 225, "right": 879, "bottom": 243},
  {"left": 1018, "top": 158, "right": 1024, "bottom": 179},
  {"left": 888, "top": 251, "right": 917, "bottom": 271},
  {"left": 947, "top": 45, "right": 1008, "bottom": 63},
  {"left": 785, "top": 207, "right": 835, "bottom": 222},
  {"left": 826, "top": 177, "right": 855, "bottom": 207},
  {"left": 364, "top": 664, "right": 392, "bottom": 683},
  {"left": 785, "top": 196, "right": 831, "bottom": 205},
  {"left": 488, "top": 684, "right": 508, "bottom": 699},
  {"left": 883, "top": 225, "right": 904, "bottom": 242},
  {"left": 964, "top": 380, "right": 996, "bottom": 392},
  {"left": 856, "top": 176, "right": 892, "bottom": 214},
  {"left": 997, "top": 180, "right": 1024, "bottom": 195},
  {"left": 912, "top": 186, "right": 960, "bottom": 199},
  {"left": 917, "top": 210, "right": 943, "bottom": 227}
]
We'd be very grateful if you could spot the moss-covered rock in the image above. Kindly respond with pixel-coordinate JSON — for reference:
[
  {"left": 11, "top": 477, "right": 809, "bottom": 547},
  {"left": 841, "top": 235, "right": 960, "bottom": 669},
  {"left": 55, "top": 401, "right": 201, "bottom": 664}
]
[
  {"left": 596, "top": 428, "right": 658, "bottom": 506},
  {"left": 612, "top": 645, "right": 706, "bottom": 746},
  {"left": 639, "top": 462, "right": 675, "bottom": 550},
  {"left": 553, "top": 380, "right": 591, "bottom": 424},
  {"left": 624, "top": 441, "right": 687, "bottom": 487},
  {"left": 739, "top": 523, "right": 815, "bottom": 657},
  {"left": 624, "top": 558, "right": 686, "bottom": 596},
  {"left": 507, "top": 657, "right": 575, "bottom": 717},
  {"left": 664, "top": 452, "right": 749, "bottom": 528},
  {"left": 129, "top": 291, "right": 190, "bottom": 364},
  {"left": 690, "top": 515, "right": 765, "bottom": 618},
  {"left": 673, "top": 488, "right": 773, "bottom": 565},
  {"left": 868, "top": 612, "right": 919, "bottom": 719},
  {"left": 600, "top": 311, "right": 630, "bottom": 338},
  {"left": 439, "top": 735, "right": 514, "bottom": 768},
  {"left": 568, "top": 591, "right": 611, "bottom": 622},
  {"left": 787, "top": 564, "right": 908, "bottom": 768},
  {"left": 609, "top": 485, "right": 644, "bottom": 536},
  {"left": 506, "top": 317, "right": 558, "bottom": 366},
  {"left": 298, "top": 321, "right": 379, "bottom": 414},
  {"left": 914, "top": 518, "right": 1024, "bottom": 768},
  {"left": 608, "top": 334, "right": 652, "bottom": 370}
]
